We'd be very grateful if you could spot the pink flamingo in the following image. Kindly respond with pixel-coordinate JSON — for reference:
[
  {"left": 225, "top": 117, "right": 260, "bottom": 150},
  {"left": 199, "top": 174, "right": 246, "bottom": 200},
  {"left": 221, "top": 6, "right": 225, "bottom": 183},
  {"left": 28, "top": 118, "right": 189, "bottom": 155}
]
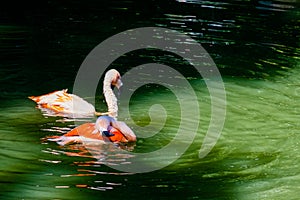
[{"left": 29, "top": 69, "right": 122, "bottom": 119}]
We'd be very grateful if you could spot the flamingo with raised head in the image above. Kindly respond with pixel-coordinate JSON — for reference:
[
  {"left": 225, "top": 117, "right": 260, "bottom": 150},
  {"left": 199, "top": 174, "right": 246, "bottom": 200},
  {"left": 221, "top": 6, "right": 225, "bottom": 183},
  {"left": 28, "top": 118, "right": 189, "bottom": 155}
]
[{"left": 29, "top": 69, "right": 122, "bottom": 119}]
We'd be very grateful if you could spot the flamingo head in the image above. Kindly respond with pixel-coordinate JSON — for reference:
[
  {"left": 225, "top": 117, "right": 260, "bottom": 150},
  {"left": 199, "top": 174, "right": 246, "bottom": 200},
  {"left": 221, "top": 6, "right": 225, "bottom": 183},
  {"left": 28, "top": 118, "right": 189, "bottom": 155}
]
[{"left": 104, "top": 69, "right": 123, "bottom": 89}]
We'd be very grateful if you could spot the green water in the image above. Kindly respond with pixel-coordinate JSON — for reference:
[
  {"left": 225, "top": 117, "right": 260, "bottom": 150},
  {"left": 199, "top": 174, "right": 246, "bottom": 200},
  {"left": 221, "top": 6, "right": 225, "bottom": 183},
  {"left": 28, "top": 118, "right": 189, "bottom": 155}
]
[
  {"left": 1, "top": 0, "right": 300, "bottom": 199},
  {"left": 1, "top": 67, "right": 300, "bottom": 199}
]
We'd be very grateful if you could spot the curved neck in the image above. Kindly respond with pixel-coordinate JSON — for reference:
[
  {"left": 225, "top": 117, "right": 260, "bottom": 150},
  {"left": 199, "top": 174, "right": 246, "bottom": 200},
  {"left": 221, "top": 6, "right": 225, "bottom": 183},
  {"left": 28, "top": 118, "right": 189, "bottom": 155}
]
[{"left": 103, "top": 81, "right": 118, "bottom": 119}]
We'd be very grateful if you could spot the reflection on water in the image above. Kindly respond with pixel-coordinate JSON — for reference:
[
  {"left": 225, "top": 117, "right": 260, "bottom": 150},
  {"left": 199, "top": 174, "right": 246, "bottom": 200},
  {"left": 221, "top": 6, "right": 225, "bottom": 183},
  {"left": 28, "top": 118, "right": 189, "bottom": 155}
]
[
  {"left": 257, "top": 0, "right": 296, "bottom": 12},
  {"left": 157, "top": 0, "right": 298, "bottom": 78},
  {"left": 0, "top": 0, "right": 299, "bottom": 199}
]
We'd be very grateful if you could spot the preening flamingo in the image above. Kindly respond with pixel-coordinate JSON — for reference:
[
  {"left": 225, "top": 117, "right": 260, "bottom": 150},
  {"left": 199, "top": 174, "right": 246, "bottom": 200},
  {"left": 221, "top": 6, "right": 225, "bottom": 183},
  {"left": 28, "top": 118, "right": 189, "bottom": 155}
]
[
  {"left": 48, "top": 116, "right": 137, "bottom": 145},
  {"left": 29, "top": 69, "right": 122, "bottom": 119}
]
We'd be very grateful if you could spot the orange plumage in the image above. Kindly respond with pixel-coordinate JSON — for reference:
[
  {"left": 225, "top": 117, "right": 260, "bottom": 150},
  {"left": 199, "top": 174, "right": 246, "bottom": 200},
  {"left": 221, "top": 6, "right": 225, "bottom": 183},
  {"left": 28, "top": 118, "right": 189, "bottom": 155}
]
[{"left": 60, "top": 122, "right": 127, "bottom": 143}]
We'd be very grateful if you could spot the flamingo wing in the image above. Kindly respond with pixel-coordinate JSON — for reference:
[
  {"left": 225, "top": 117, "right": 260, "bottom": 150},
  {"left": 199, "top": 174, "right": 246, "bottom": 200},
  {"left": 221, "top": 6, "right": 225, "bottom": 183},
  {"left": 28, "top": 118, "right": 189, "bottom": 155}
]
[
  {"left": 48, "top": 122, "right": 128, "bottom": 145},
  {"left": 29, "top": 89, "right": 95, "bottom": 117}
]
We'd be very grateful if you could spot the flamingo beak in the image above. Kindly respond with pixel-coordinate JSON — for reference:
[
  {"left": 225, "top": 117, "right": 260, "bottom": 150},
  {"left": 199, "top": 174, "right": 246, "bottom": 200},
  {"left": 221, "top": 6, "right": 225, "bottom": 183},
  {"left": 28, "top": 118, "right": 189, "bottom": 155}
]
[{"left": 115, "top": 79, "right": 123, "bottom": 90}]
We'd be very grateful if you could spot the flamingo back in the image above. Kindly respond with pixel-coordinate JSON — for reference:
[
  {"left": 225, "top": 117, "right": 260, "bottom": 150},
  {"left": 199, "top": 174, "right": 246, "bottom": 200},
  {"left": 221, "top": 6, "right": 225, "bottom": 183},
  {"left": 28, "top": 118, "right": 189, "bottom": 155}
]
[
  {"left": 29, "top": 89, "right": 95, "bottom": 117},
  {"left": 61, "top": 122, "right": 127, "bottom": 143}
]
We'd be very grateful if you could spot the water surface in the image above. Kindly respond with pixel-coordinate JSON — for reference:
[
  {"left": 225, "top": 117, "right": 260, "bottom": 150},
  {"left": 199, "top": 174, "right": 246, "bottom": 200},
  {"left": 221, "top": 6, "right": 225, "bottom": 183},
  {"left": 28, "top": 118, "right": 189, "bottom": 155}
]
[{"left": 0, "top": 0, "right": 299, "bottom": 199}]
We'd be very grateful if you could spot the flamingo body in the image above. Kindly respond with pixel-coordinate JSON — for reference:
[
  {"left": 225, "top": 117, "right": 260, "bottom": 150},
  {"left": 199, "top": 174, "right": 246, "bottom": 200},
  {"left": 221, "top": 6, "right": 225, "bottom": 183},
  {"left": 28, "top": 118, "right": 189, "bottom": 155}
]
[
  {"left": 29, "top": 89, "right": 95, "bottom": 117},
  {"left": 64, "top": 122, "right": 127, "bottom": 143},
  {"left": 48, "top": 116, "right": 136, "bottom": 145},
  {"left": 49, "top": 122, "right": 128, "bottom": 145}
]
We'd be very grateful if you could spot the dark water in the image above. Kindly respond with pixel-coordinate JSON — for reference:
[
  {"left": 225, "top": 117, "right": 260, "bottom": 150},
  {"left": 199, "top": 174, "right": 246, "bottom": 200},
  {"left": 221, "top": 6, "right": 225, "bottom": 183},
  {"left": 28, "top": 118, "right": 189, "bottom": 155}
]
[{"left": 1, "top": 0, "right": 299, "bottom": 199}]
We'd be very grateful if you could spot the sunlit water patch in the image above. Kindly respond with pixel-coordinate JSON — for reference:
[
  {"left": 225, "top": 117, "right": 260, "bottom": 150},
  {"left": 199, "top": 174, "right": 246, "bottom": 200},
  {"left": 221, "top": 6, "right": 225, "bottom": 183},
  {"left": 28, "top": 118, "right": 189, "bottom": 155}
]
[{"left": 1, "top": 64, "right": 300, "bottom": 199}]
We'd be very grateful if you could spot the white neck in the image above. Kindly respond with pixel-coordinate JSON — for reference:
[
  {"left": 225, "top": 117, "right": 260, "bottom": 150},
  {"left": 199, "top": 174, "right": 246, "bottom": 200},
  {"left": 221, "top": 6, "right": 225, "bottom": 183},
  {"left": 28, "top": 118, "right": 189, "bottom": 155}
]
[{"left": 103, "top": 80, "right": 118, "bottom": 119}]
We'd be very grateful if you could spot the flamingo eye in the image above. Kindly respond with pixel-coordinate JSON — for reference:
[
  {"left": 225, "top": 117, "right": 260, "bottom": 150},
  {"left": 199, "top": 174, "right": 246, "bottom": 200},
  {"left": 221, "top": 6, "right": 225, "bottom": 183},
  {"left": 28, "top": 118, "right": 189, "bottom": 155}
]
[{"left": 113, "top": 74, "right": 120, "bottom": 84}]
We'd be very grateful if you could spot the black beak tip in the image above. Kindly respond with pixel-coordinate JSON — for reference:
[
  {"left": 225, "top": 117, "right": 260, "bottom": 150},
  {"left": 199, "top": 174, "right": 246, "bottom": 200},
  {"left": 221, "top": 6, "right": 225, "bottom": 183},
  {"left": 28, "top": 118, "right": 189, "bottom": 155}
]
[{"left": 102, "top": 131, "right": 115, "bottom": 137}]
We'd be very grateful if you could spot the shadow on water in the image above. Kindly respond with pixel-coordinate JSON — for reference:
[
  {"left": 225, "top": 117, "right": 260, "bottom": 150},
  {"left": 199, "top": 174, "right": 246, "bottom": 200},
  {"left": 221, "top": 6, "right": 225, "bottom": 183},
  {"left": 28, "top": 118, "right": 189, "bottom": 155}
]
[{"left": 1, "top": 0, "right": 299, "bottom": 81}]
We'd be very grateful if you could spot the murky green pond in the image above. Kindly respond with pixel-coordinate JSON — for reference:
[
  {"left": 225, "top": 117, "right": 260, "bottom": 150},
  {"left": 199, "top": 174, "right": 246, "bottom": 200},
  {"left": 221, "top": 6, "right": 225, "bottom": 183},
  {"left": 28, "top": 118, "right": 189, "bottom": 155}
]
[{"left": 1, "top": 0, "right": 299, "bottom": 199}]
